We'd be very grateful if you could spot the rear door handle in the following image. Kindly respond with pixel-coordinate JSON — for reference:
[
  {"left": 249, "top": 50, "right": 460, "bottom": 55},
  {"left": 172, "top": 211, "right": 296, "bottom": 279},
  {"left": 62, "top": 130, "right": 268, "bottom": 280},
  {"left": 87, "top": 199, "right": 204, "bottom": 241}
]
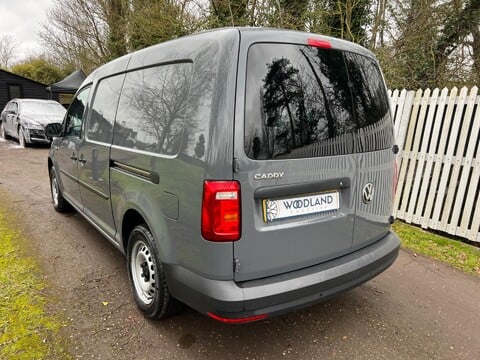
[
  {"left": 78, "top": 154, "right": 87, "bottom": 165},
  {"left": 70, "top": 153, "right": 77, "bottom": 161}
]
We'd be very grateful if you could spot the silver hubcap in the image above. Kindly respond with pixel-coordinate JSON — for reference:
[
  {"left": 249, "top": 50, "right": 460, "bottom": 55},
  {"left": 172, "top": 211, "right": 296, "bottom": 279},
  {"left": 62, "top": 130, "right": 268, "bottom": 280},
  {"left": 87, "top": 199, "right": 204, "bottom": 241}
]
[
  {"left": 51, "top": 172, "right": 59, "bottom": 206},
  {"left": 131, "top": 240, "right": 156, "bottom": 305}
]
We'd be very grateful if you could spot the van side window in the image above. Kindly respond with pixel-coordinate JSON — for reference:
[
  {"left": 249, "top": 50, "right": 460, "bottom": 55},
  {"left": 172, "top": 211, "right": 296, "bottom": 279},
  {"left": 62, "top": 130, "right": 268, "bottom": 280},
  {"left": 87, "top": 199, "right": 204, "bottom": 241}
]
[
  {"left": 345, "top": 53, "right": 394, "bottom": 152},
  {"left": 65, "top": 87, "right": 91, "bottom": 138},
  {"left": 87, "top": 75, "right": 125, "bottom": 143},
  {"left": 245, "top": 44, "right": 393, "bottom": 159},
  {"left": 113, "top": 62, "right": 193, "bottom": 155}
]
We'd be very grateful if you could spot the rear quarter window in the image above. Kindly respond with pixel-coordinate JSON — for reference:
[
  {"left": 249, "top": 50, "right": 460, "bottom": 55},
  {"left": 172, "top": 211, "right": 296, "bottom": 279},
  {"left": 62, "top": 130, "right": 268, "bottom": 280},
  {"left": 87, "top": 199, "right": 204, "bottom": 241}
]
[
  {"left": 244, "top": 43, "right": 393, "bottom": 160},
  {"left": 113, "top": 62, "right": 193, "bottom": 155}
]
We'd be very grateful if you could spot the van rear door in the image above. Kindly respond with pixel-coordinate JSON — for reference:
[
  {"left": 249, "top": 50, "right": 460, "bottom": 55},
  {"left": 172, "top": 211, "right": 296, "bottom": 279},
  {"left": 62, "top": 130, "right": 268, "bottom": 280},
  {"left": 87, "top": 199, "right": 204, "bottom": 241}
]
[
  {"left": 233, "top": 40, "right": 358, "bottom": 282},
  {"left": 343, "top": 52, "right": 396, "bottom": 251},
  {"left": 232, "top": 37, "right": 394, "bottom": 282}
]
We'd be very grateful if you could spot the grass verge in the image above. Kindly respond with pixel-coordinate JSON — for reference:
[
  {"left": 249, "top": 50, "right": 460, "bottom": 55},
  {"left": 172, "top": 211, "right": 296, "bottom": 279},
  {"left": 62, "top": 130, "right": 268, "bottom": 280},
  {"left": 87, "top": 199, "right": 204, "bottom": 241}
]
[
  {"left": 393, "top": 221, "right": 480, "bottom": 276},
  {"left": 0, "top": 209, "right": 71, "bottom": 359}
]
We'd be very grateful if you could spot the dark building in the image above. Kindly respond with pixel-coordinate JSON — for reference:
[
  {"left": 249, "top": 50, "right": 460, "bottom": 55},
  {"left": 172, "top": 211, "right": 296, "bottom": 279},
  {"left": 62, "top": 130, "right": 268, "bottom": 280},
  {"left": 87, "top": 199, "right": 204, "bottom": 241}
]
[{"left": 0, "top": 69, "right": 59, "bottom": 111}]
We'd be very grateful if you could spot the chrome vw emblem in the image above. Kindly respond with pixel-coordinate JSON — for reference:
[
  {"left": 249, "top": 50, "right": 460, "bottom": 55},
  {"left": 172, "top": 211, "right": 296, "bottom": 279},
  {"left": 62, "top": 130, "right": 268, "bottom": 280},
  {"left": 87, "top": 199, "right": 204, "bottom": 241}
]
[{"left": 362, "top": 183, "right": 374, "bottom": 204}]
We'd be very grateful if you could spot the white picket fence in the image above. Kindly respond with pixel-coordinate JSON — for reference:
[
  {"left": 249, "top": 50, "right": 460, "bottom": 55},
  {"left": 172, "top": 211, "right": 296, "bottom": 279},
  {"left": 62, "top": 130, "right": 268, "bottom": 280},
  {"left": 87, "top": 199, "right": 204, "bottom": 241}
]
[{"left": 389, "top": 87, "right": 480, "bottom": 243}]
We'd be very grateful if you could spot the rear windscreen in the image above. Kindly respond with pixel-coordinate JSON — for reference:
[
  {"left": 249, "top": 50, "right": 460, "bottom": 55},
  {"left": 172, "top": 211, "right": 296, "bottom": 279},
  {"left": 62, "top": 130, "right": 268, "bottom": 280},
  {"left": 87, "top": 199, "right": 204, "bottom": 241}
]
[{"left": 244, "top": 43, "right": 394, "bottom": 159}]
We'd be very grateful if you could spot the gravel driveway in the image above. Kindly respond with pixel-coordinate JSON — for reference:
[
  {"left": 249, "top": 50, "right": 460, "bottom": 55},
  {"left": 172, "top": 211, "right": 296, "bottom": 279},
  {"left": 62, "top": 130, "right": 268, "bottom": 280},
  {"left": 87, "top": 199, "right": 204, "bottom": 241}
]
[{"left": 0, "top": 138, "right": 479, "bottom": 360}]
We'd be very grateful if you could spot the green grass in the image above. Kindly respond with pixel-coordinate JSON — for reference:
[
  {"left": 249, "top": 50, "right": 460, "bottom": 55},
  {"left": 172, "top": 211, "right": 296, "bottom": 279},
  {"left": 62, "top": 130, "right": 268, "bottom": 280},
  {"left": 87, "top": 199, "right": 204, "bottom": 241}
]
[
  {"left": 393, "top": 221, "right": 480, "bottom": 276},
  {"left": 0, "top": 210, "right": 71, "bottom": 359}
]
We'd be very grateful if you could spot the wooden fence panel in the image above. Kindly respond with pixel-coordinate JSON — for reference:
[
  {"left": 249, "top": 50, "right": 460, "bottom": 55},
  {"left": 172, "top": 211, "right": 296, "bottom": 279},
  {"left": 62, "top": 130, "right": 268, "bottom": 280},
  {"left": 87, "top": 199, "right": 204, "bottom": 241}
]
[
  {"left": 426, "top": 87, "right": 458, "bottom": 229},
  {"left": 390, "top": 86, "right": 480, "bottom": 243},
  {"left": 405, "top": 88, "right": 432, "bottom": 223},
  {"left": 410, "top": 88, "right": 438, "bottom": 224},
  {"left": 418, "top": 88, "right": 449, "bottom": 228},
  {"left": 438, "top": 87, "right": 471, "bottom": 232},
  {"left": 396, "top": 89, "right": 423, "bottom": 219},
  {"left": 456, "top": 90, "right": 480, "bottom": 238},
  {"left": 448, "top": 87, "right": 479, "bottom": 235},
  {"left": 392, "top": 89, "right": 415, "bottom": 162}
]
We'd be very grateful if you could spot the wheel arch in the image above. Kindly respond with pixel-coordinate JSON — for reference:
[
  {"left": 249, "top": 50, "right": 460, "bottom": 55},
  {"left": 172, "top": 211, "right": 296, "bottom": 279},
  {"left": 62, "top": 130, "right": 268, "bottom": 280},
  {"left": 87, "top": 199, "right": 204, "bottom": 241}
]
[
  {"left": 121, "top": 206, "right": 173, "bottom": 263},
  {"left": 122, "top": 209, "right": 146, "bottom": 254}
]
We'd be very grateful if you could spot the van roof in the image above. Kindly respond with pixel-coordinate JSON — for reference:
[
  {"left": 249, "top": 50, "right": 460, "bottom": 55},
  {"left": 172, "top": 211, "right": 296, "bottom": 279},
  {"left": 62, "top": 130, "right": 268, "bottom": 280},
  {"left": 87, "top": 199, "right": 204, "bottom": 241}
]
[{"left": 82, "top": 27, "right": 376, "bottom": 88}]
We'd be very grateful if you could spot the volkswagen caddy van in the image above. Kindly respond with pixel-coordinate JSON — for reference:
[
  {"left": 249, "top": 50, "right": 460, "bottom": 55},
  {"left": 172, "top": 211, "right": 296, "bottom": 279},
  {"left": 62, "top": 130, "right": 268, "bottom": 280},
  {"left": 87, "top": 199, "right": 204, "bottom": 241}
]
[{"left": 48, "top": 28, "right": 400, "bottom": 323}]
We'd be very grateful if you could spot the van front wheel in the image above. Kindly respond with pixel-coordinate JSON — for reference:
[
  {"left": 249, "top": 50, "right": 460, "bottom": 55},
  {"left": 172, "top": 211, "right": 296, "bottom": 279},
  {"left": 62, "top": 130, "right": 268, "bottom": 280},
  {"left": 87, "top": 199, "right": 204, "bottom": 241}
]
[
  {"left": 49, "top": 166, "right": 71, "bottom": 212},
  {"left": 127, "top": 225, "right": 180, "bottom": 319}
]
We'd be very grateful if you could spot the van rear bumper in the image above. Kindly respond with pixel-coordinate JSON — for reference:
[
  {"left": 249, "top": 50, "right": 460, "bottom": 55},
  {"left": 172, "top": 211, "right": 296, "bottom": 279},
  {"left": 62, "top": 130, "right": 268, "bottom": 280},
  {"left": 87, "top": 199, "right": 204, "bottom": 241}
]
[{"left": 165, "top": 231, "right": 400, "bottom": 322}]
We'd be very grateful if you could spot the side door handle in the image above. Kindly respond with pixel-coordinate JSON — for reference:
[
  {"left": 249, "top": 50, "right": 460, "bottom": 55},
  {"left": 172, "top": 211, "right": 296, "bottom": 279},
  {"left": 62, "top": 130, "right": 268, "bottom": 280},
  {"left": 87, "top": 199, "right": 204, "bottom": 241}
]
[{"left": 70, "top": 153, "right": 78, "bottom": 161}]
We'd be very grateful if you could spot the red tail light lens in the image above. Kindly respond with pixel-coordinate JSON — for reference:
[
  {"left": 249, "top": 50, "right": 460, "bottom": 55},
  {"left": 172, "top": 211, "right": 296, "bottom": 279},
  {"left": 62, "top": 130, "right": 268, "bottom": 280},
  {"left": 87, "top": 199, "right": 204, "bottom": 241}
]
[
  {"left": 307, "top": 38, "right": 332, "bottom": 49},
  {"left": 202, "top": 181, "right": 241, "bottom": 242}
]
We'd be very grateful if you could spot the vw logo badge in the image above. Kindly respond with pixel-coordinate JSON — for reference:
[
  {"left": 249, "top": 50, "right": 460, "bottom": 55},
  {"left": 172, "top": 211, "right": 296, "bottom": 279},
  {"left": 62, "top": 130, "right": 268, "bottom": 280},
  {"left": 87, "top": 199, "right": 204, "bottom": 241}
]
[{"left": 362, "top": 183, "right": 374, "bottom": 204}]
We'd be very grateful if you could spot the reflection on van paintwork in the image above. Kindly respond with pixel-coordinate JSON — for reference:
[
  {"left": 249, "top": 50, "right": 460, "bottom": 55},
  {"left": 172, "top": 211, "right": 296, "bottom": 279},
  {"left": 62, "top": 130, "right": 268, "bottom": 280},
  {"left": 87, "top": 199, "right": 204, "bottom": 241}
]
[{"left": 48, "top": 28, "right": 400, "bottom": 324}]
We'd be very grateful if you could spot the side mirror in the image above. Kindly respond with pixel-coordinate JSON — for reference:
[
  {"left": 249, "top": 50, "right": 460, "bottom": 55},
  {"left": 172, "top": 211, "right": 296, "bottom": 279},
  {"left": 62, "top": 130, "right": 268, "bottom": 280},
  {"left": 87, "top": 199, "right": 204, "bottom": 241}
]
[{"left": 45, "top": 123, "right": 63, "bottom": 138}]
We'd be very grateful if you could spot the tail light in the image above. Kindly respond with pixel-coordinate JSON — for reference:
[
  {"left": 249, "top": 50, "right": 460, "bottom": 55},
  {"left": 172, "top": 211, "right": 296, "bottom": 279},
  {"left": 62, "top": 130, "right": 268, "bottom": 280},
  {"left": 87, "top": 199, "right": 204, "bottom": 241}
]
[{"left": 201, "top": 181, "right": 241, "bottom": 242}]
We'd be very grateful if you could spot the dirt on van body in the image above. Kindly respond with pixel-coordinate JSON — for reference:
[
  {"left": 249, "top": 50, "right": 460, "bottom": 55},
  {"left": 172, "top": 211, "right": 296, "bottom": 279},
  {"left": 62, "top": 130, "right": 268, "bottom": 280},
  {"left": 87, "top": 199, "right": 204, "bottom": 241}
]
[{"left": 1, "top": 138, "right": 479, "bottom": 360}]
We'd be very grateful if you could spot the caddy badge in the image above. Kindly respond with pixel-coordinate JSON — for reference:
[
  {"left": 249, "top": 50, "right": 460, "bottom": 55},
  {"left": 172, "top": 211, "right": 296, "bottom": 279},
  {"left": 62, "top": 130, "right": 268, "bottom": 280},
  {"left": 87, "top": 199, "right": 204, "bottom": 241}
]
[{"left": 254, "top": 172, "right": 284, "bottom": 180}]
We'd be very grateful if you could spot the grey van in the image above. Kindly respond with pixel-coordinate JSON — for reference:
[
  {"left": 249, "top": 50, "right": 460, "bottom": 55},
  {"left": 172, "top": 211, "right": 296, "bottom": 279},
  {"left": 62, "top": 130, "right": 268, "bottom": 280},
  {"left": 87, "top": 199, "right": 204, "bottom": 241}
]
[{"left": 48, "top": 28, "right": 400, "bottom": 324}]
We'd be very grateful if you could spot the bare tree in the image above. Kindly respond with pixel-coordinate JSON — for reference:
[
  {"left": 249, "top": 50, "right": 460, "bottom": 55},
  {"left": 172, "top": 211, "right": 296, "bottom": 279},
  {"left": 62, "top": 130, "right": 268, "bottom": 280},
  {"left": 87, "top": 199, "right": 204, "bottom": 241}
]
[
  {"left": 369, "top": 0, "right": 386, "bottom": 50},
  {"left": 40, "top": 0, "right": 110, "bottom": 73},
  {"left": 0, "top": 34, "right": 17, "bottom": 69}
]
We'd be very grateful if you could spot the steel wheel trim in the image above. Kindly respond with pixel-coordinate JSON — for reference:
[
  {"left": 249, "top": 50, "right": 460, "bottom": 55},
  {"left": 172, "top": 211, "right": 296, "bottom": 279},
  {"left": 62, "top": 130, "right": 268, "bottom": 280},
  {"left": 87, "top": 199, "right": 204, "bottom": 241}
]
[
  {"left": 131, "top": 239, "right": 156, "bottom": 305},
  {"left": 51, "top": 172, "right": 59, "bottom": 207}
]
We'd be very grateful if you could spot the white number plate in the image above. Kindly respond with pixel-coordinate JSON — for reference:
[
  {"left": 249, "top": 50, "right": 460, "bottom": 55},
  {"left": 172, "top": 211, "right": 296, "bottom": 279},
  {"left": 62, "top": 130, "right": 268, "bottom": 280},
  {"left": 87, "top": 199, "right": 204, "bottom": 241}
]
[{"left": 263, "top": 191, "right": 339, "bottom": 222}]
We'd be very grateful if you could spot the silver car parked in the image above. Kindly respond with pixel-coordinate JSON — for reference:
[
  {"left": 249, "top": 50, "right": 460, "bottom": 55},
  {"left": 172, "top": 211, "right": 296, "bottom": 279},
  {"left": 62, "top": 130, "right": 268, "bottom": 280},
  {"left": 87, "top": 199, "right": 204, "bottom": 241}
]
[{"left": 0, "top": 99, "right": 66, "bottom": 147}]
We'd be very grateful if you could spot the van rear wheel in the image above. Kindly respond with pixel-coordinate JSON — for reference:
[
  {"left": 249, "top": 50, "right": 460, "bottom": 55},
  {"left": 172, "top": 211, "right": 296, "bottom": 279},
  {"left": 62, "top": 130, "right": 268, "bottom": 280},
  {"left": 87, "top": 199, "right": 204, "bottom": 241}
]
[{"left": 127, "top": 225, "right": 180, "bottom": 319}]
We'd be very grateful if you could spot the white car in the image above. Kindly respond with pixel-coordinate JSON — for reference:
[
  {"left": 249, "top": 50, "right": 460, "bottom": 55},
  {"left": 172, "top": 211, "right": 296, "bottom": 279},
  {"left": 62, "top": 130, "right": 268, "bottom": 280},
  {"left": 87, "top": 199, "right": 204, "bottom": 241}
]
[{"left": 0, "top": 99, "right": 66, "bottom": 147}]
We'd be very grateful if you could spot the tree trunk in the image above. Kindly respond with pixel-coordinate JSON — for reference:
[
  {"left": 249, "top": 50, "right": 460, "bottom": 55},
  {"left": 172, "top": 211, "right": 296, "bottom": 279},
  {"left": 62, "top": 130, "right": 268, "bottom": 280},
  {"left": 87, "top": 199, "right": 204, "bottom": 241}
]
[{"left": 473, "top": 26, "right": 480, "bottom": 84}]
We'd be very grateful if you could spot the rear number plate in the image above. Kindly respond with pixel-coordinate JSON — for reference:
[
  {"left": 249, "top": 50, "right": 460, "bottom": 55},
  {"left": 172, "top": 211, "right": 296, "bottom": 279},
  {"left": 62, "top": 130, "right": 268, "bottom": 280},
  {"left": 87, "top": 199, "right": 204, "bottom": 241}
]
[{"left": 263, "top": 191, "right": 339, "bottom": 222}]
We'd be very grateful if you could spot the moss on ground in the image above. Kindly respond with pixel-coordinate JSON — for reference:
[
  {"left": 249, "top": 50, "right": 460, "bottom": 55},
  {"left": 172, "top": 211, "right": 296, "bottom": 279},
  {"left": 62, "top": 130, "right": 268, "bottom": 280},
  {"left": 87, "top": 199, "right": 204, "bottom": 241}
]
[
  {"left": 393, "top": 221, "right": 480, "bottom": 277},
  {"left": 0, "top": 209, "right": 71, "bottom": 359}
]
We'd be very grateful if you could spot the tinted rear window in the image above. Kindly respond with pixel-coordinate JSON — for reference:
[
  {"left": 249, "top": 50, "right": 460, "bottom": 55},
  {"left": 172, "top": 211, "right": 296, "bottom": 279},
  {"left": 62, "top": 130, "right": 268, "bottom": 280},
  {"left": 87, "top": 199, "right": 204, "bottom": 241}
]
[{"left": 244, "top": 43, "right": 393, "bottom": 159}]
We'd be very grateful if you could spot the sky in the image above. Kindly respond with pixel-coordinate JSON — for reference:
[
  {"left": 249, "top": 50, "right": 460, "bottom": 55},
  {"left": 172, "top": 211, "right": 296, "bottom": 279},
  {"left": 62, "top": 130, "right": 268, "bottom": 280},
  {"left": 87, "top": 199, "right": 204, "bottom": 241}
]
[{"left": 0, "top": 0, "right": 53, "bottom": 62}]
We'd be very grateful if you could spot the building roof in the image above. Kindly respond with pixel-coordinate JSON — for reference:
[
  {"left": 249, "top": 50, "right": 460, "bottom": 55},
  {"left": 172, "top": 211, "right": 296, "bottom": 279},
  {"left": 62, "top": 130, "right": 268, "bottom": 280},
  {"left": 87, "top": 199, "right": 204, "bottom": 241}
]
[{"left": 0, "top": 68, "right": 48, "bottom": 86}]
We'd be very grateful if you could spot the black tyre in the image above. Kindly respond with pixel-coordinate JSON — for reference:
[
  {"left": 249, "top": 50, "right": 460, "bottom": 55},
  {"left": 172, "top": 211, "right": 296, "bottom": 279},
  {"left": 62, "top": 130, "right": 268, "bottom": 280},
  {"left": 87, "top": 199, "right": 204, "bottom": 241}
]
[
  {"left": 127, "top": 224, "right": 181, "bottom": 319},
  {"left": 0, "top": 122, "right": 7, "bottom": 139},
  {"left": 49, "top": 166, "right": 71, "bottom": 212},
  {"left": 19, "top": 126, "right": 29, "bottom": 147}
]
